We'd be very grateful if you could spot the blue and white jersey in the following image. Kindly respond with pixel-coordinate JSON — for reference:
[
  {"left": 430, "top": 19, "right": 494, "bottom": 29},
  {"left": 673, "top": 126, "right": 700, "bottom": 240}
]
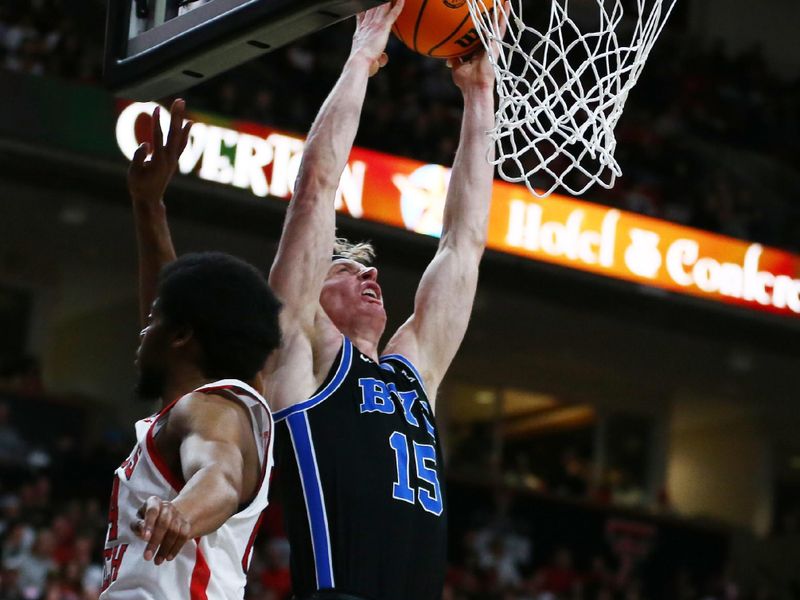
[{"left": 273, "top": 336, "right": 446, "bottom": 600}]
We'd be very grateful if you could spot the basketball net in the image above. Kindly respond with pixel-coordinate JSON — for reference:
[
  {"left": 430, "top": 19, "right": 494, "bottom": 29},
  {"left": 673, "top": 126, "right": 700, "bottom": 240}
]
[{"left": 465, "top": 0, "right": 678, "bottom": 197}]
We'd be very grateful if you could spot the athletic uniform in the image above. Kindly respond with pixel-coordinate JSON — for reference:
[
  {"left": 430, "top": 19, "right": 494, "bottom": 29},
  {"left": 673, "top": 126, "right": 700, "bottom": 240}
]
[
  {"left": 274, "top": 336, "right": 447, "bottom": 600},
  {"left": 99, "top": 379, "right": 273, "bottom": 600}
]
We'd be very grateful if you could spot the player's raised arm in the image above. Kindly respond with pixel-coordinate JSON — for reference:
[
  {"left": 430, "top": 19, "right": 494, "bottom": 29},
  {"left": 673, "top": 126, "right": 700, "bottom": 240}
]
[
  {"left": 383, "top": 44, "right": 500, "bottom": 405},
  {"left": 132, "top": 392, "right": 257, "bottom": 565},
  {"left": 128, "top": 99, "right": 192, "bottom": 326},
  {"left": 268, "top": 1, "right": 404, "bottom": 329}
]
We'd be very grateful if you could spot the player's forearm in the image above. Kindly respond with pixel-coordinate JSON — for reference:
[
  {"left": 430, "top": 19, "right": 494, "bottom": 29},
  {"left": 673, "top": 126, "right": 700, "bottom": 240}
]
[
  {"left": 294, "top": 53, "right": 373, "bottom": 196},
  {"left": 440, "top": 86, "right": 495, "bottom": 254},
  {"left": 399, "top": 89, "right": 494, "bottom": 391},
  {"left": 170, "top": 464, "right": 240, "bottom": 538},
  {"left": 132, "top": 201, "right": 177, "bottom": 325},
  {"left": 270, "top": 53, "right": 373, "bottom": 311}
]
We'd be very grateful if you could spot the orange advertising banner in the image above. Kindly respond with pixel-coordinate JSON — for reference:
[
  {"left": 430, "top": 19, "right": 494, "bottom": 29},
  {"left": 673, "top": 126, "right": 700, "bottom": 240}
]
[{"left": 115, "top": 102, "right": 800, "bottom": 319}]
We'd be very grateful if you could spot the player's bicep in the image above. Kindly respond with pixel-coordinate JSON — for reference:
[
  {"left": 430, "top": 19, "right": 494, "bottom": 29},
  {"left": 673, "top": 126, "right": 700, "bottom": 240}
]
[
  {"left": 174, "top": 395, "right": 249, "bottom": 492},
  {"left": 385, "top": 246, "right": 481, "bottom": 395},
  {"left": 268, "top": 189, "right": 335, "bottom": 325},
  {"left": 179, "top": 434, "right": 245, "bottom": 488}
]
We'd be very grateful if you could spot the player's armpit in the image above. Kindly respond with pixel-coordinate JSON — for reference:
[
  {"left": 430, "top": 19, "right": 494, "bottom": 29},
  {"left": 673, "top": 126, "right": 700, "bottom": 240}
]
[
  {"left": 383, "top": 243, "right": 482, "bottom": 404},
  {"left": 268, "top": 192, "right": 335, "bottom": 331}
]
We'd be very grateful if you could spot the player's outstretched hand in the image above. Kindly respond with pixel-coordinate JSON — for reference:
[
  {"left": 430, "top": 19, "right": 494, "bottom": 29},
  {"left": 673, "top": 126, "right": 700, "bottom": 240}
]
[
  {"left": 128, "top": 98, "right": 193, "bottom": 207},
  {"left": 351, "top": 0, "right": 405, "bottom": 77},
  {"left": 132, "top": 496, "right": 192, "bottom": 566},
  {"left": 448, "top": 1, "right": 509, "bottom": 91}
]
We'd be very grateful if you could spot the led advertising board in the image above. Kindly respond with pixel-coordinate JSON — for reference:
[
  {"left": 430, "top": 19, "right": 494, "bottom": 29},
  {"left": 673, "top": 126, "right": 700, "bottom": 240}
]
[{"left": 116, "top": 102, "right": 800, "bottom": 318}]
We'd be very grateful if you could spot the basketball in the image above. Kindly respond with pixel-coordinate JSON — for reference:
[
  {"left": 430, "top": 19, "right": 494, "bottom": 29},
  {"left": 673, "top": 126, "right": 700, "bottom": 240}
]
[{"left": 391, "top": 0, "right": 494, "bottom": 59}]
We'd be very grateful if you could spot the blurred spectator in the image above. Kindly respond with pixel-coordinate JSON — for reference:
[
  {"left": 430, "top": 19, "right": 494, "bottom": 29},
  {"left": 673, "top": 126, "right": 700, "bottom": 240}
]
[
  {"left": 532, "top": 547, "right": 581, "bottom": 598},
  {"left": 472, "top": 504, "right": 532, "bottom": 592},
  {"left": 49, "top": 516, "right": 74, "bottom": 568},
  {"left": 0, "top": 567, "right": 25, "bottom": 600},
  {"left": 16, "top": 529, "right": 56, "bottom": 599},
  {"left": 2, "top": 522, "right": 34, "bottom": 571},
  {"left": 0, "top": 404, "right": 27, "bottom": 469},
  {"left": 477, "top": 534, "right": 525, "bottom": 589}
]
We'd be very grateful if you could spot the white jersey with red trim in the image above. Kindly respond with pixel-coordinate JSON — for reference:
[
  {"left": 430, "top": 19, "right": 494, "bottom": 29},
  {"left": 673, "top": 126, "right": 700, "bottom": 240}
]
[{"left": 99, "top": 379, "right": 273, "bottom": 600}]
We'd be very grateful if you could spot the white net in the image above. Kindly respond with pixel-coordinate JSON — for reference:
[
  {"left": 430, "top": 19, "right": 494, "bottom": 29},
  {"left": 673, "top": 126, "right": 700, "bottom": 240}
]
[{"left": 465, "top": 0, "right": 678, "bottom": 197}]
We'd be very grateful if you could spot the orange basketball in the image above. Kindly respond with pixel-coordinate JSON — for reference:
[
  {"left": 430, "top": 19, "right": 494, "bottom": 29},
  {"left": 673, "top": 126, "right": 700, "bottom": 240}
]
[{"left": 392, "top": 0, "right": 493, "bottom": 59}]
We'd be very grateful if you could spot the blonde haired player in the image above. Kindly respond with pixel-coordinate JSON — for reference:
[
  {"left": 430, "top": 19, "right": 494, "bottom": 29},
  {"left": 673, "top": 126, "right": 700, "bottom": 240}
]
[{"left": 262, "top": 3, "right": 504, "bottom": 599}]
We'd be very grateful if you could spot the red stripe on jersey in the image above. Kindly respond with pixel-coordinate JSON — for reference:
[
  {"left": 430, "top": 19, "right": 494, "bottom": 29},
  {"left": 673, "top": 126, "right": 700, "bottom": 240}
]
[
  {"left": 145, "top": 399, "right": 185, "bottom": 492},
  {"left": 241, "top": 511, "right": 265, "bottom": 573},
  {"left": 190, "top": 541, "right": 211, "bottom": 600}
]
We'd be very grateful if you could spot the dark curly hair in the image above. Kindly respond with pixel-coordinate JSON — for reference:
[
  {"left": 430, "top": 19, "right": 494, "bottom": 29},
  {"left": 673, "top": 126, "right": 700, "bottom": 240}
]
[{"left": 157, "top": 252, "right": 281, "bottom": 381}]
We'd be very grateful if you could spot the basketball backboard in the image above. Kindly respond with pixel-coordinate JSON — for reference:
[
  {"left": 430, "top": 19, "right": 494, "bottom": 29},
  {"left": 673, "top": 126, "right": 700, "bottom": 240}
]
[{"left": 104, "top": 0, "right": 386, "bottom": 100}]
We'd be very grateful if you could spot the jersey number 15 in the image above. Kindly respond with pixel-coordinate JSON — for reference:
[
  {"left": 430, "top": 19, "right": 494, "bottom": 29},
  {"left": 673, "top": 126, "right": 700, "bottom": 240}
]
[{"left": 389, "top": 431, "right": 443, "bottom": 516}]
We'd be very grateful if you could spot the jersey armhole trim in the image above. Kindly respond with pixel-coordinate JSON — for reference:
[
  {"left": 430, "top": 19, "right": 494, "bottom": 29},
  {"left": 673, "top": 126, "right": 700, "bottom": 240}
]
[
  {"left": 196, "top": 379, "right": 266, "bottom": 407},
  {"left": 201, "top": 387, "right": 274, "bottom": 514},
  {"left": 378, "top": 353, "right": 429, "bottom": 398},
  {"left": 145, "top": 402, "right": 185, "bottom": 493},
  {"left": 274, "top": 336, "right": 353, "bottom": 422},
  {"left": 241, "top": 511, "right": 265, "bottom": 574}
]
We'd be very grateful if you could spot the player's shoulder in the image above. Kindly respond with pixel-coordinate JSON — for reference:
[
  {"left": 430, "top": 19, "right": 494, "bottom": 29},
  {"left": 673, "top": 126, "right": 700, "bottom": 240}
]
[
  {"left": 168, "top": 388, "right": 254, "bottom": 433},
  {"left": 380, "top": 341, "right": 431, "bottom": 391},
  {"left": 295, "top": 320, "right": 346, "bottom": 386}
]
